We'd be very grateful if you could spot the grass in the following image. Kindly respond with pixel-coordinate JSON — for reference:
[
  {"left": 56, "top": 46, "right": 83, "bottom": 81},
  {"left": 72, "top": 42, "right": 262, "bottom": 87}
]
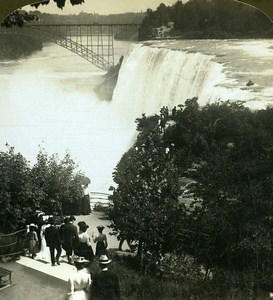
[{"left": 86, "top": 251, "right": 270, "bottom": 300}]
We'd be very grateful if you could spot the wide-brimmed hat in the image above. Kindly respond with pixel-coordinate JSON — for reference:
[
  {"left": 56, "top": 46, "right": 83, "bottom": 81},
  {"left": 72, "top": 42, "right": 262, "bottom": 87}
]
[
  {"left": 97, "top": 225, "right": 105, "bottom": 230},
  {"left": 78, "top": 221, "right": 89, "bottom": 229},
  {"left": 99, "top": 255, "right": 112, "bottom": 264},
  {"left": 74, "top": 257, "right": 90, "bottom": 264}
]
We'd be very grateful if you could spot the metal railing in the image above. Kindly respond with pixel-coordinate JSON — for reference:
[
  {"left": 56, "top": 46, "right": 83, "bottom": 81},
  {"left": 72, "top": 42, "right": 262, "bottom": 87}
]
[
  {"left": 0, "top": 228, "right": 28, "bottom": 257},
  {"left": 90, "top": 191, "right": 112, "bottom": 209}
]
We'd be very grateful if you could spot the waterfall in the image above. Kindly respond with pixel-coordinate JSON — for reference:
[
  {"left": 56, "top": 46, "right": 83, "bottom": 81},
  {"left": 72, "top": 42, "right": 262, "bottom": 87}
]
[{"left": 112, "top": 43, "right": 227, "bottom": 121}]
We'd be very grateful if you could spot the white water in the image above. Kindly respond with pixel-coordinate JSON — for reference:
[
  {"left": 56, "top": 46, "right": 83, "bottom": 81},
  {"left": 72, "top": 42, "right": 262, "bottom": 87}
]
[
  {"left": 113, "top": 44, "right": 226, "bottom": 117},
  {"left": 1, "top": 39, "right": 273, "bottom": 192}
]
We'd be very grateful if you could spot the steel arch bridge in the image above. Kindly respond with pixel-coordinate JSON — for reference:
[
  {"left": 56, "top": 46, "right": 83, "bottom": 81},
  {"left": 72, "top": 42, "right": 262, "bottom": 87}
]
[{"left": 0, "top": 24, "right": 139, "bottom": 70}]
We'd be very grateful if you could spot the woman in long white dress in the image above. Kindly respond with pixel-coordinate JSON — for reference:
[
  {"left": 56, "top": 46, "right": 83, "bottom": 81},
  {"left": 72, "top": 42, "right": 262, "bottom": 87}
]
[
  {"left": 38, "top": 219, "right": 51, "bottom": 260},
  {"left": 67, "top": 257, "right": 91, "bottom": 300}
]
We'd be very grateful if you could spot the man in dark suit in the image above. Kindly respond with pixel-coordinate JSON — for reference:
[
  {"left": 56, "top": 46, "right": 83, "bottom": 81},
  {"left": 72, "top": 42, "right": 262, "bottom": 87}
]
[
  {"left": 91, "top": 255, "right": 120, "bottom": 300},
  {"left": 61, "top": 215, "right": 78, "bottom": 264},
  {"left": 44, "top": 217, "right": 62, "bottom": 266}
]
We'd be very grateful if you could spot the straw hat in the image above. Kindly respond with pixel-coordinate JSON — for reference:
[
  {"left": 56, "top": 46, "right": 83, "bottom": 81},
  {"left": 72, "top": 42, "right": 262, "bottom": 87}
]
[
  {"left": 29, "top": 223, "right": 38, "bottom": 228},
  {"left": 99, "top": 255, "right": 112, "bottom": 264},
  {"left": 74, "top": 257, "right": 90, "bottom": 264}
]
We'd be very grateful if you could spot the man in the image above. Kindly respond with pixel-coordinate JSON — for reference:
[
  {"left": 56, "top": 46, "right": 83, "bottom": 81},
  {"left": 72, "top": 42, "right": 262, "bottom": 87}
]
[
  {"left": 44, "top": 217, "right": 62, "bottom": 266},
  {"left": 91, "top": 255, "right": 120, "bottom": 300},
  {"left": 61, "top": 215, "right": 78, "bottom": 264}
]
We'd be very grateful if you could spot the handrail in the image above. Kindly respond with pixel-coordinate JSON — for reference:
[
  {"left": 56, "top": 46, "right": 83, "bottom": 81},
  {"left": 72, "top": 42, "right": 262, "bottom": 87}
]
[
  {"left": 0, "top": 228, "right": 27, "bottom": 257},
  {"left": 90, "top": 192, "right": 111, "bottom": 196},
  {"left": 25, "top": 23, "right": 141, "bottom": 27},
  {"left": 0, "top": 228, "right": 26, "bottom": 237},
  {"left": 0, "top": 250, "right": 25, "bottom": 257}
]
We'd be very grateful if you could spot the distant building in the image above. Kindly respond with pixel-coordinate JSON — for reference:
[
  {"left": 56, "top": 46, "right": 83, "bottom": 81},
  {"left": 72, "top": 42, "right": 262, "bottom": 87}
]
[{"left": 155, "top": 22, "right": 174, "bottom": 38}]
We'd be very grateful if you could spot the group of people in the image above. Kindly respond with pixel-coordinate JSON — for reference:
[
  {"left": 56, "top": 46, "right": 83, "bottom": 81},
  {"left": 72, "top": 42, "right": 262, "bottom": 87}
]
[
  {"left": 25, "top": 213, "right": 123, "bottom": 299},
  {"left": 68, "top": 254, "right": 120, "bottom": 300},
  {"left": 26, "top": 215, "right": 120, "bottom": 300},
  {"left": 26, "top": 215, "right": 108, "bottom": 266}
]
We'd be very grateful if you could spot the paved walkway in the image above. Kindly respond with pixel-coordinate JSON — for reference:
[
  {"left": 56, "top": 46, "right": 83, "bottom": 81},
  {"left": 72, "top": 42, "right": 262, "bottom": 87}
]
[
  {"left": 17, "top": 256, "right": 76, "bottom": 281},
  {"left": 0, "top": 260, "right": 68, "bottom": 300}
]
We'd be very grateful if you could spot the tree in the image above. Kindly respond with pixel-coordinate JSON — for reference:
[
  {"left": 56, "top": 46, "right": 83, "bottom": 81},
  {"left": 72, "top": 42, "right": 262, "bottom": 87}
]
[
  {"left": 110, "top": 99, "right": 273, "bottom": 292},
  {"left": 1, "top": 10, "right": 39, "bottom": 27},
  {"left": 1, "top": 0, "right": 85, "bottom": 27},
  {"left": 32, "top": 0, "right": 85, "bottom": 10},
  {"left": 109, "top": 114, "right": 186, "bottom": 266},
  {"left": 0, "top": 145, "right": 44, "bottom": 233},
  {"left": 166, "top": 100, "right": 273, "bottom": 293},
  {"left": 32, "top": 148, "right": 90, "bottom": 216},
  {"left": 138, "top": 0, "right": 272, "bottom": 40},
  {"left": 172, "top": 1, "right": 184, "bottom": 31},
  {"left": 0, "top": 145, "right": 90, "bottom": 233}
]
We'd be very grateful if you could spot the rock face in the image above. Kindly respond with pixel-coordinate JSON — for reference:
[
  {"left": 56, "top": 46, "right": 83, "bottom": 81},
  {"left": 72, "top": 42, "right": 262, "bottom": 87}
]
[{"left": 94, "top": 56, "right": 124, "bottom": 101}]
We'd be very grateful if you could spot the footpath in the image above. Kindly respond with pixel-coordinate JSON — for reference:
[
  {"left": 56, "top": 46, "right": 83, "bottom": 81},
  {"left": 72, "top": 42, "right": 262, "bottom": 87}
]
[{"left": 0, "top": 211, "right": 125, "bottom": 300}]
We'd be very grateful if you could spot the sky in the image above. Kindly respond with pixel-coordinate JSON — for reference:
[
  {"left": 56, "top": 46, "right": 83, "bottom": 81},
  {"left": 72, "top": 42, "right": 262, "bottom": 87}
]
[{"left": 27, "top": 0, "right": 180, "bottom": 15}]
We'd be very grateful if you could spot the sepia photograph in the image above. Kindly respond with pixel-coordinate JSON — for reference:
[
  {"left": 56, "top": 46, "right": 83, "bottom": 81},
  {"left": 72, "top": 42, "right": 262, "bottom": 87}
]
[{"left": 1, "top": 0, "right": 273, "bottom": 299}]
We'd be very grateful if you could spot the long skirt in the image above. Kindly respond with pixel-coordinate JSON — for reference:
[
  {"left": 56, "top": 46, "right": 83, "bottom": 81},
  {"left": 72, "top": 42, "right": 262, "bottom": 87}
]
[
  {"left": 95, "top": 241, "right": 106, "bottom": 256},
  {"left": 29, "top": 240, "right": 38, "bottom": 255},
  {"left": 75, "top": 242, "right": 94, "bottom": 261}
]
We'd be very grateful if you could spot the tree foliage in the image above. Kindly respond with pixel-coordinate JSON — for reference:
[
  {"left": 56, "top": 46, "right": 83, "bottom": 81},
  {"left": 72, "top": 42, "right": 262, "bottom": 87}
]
[
  {"left": 0, "top": 145, "right": 44, "bottom": 233},
  {"left": 139, "top": 0, "right": 273, "bottom": 40},
  {"left": 109, "top": 117, "right": 186, "bottom": 258},
  {"left": 32, "top": 148, "right": 90, "bottom": 216},
  {"left": 31, "top": 0, "right": 85, "bottom": 10},
  {"left": 1, "top": 10, "right": 39, "bottom": 27},
  {"left": 1, "top": 0, "right": 85, "bottom": 27},
  {"left": 0, "top": 146, "right": 90, "bottom": 233},
  {"left": 109, "top": 98, "right": 273, "bottom": 291}
]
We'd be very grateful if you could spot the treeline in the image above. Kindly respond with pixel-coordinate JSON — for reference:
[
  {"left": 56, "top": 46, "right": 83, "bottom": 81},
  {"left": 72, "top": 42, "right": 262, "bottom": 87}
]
[
  {"left": 0, "top": 34, "right": 42, "bottom": 60},
  {"left": 0, "top": 146, "right": 90, "bottom": 233},
  {"left": 26, "top": 11, "right": 144, "bottom": 41},
  {"left": 29, "top": 11, "right": 145, "bottom": 25},
  {"left": 139, "top": 0, "right": 273, "bottom": 40},
  {"left": 109, "top": 99, "right": 273, "bottom": 298}
]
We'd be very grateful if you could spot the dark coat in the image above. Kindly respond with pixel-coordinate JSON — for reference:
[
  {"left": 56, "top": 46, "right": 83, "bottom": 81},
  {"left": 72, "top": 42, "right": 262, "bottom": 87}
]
[
  {"left": 91, "top": 270, "right": 120, "bottom": 300},
  {"left": 44, "top": 225, "right": 61, "bottom": 248},
  {"left": 62, "top": 222, "right": 78, "bottom": 251}
]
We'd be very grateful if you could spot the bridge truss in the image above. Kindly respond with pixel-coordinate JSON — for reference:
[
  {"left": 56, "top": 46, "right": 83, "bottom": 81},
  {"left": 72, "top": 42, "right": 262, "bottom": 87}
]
[{"left": 0, "top": 24, "right": 139, "bottom": 70}]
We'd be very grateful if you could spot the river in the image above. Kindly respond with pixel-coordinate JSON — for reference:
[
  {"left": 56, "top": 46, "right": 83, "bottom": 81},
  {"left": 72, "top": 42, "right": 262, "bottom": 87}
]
[{"left": 1, "top": 38, "right": 273, "bottom": 193}]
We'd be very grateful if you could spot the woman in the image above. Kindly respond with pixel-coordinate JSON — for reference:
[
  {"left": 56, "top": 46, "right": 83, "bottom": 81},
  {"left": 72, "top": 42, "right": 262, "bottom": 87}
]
[
  {"left": 92, "top": 225, "right": 108, "bottom": 256},
  {"left": 75, "top": 221, "right": 94, "bottom": 262},
  {"left": 27, "top": 223, "right": 39, "bottom": 259},
  {"left": 38, "top": 216, "right": 51, "bottom": 260},
  {"left": 67, "top": 257, "right": 91, "bottom": 300}
]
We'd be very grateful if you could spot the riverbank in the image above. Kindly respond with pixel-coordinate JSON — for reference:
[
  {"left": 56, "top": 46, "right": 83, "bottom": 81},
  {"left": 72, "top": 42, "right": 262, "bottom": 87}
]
[{"left": 0, "top": 34, "right": 42, "bottom": 60}]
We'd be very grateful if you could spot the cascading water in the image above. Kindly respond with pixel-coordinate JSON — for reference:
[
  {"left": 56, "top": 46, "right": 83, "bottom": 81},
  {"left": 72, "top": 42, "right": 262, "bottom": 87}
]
[
  {"left": 1, "top": 40, "right": 273, "bottom": 193},
  {"left": 112, "top": 43, "right": 254, "bottom": 125}
]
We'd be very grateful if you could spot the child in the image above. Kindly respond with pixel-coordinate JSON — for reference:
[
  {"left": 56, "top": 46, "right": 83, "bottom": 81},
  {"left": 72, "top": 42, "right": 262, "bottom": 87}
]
[{"left": 27, "top": 224, "right": 38, "bottom": 259}]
